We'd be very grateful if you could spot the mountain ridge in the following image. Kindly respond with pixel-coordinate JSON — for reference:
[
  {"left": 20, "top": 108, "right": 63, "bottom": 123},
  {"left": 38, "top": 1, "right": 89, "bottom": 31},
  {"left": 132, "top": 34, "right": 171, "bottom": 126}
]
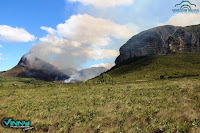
[
  {"left": 1, "top": 55, "right": 108, "bottom": 82},
  {"left": 1, "top": 24, "right": 200, "bottom": 82}
]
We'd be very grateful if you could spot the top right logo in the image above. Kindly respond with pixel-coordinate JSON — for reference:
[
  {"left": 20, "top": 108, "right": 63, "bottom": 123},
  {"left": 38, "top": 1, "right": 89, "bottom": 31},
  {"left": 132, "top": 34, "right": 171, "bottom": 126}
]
[{"left": 173, "top": 1, "right": 199, "bottom": 14}]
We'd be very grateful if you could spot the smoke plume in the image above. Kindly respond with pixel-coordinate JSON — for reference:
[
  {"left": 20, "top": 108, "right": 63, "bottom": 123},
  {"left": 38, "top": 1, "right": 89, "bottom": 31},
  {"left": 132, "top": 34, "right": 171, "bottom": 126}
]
[{"left": 26, "top": 14, "right": 133, "bottom": 71}]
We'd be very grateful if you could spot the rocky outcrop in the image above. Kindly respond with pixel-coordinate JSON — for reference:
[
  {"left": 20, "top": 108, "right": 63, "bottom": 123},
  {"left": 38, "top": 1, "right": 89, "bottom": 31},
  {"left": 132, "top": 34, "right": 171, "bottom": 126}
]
[{"left": 115, "top": 24, "right": 200, "bottom": 65}]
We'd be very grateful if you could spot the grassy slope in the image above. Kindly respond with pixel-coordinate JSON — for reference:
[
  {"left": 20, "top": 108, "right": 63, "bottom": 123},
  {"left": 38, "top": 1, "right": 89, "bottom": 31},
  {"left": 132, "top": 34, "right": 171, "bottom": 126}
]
[
  {"left": 0, "top": 64, "right": 26, "bottom": 77},
  {"left": 0, "top": 52, "right": 200, "bottom": 132},
  {"left": 108, "top": 52, "right": 200, "bottom": 83}
]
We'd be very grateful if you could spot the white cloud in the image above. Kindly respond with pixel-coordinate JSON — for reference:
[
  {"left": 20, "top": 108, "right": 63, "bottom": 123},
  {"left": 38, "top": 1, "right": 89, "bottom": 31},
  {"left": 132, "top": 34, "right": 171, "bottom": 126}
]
[
  {"left": 29, "top": 14, "right": 133, "bottom": 69},
  {"left": 68, "top": 0, "right": 134, "bottom": 8},
  {"left": 41, "top": 26, "right": 56, "bottom": 35},
  {"left": 0, "top": 25, "right": 35, "bottom": 43},
  {"left": 39, "top": 34, "right": 81, "bottom": 48},
  {"left": 161, "top": 0, "right": 200, "bottom": 27},
  {"left": 91, "top": 63, "right": 115, "bottom": 69},
  {"left": 56, "top": 14, "right": 133, "bottom": 47},
  {"left": 85, "top": 48, "right": 119, "bottom": 60},
  {"left": 165, "top": 14, "right": 200, "bottom": 26},
  {"left": 125, "top": 23, "right": 140, "bottom": 35},
  {"left": 0, "top": 44, "right": 2, "bottom": 48}
]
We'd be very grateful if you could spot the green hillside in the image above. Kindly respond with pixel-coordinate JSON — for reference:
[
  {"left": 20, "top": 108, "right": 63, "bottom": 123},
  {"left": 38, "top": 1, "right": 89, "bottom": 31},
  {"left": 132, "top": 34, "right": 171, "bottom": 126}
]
[
  {"left": 0, "top": 52, "right": 200, "bottom": 132},
  {"left": 90, "top": 52, "right": 200, "bottom": 84}
]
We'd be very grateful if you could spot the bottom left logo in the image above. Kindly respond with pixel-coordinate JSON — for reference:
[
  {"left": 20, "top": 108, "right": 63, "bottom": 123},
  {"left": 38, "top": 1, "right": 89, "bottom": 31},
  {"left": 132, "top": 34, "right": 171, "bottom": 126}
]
[{"left": 1, "top": 118, "right": 34, "bottom": 132}]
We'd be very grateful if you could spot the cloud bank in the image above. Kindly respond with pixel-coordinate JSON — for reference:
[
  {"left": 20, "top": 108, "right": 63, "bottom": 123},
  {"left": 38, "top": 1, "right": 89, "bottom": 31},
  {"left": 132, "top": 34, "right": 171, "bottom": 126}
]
[
  {"left": 28, "top": 14, "right": 133, "bottom": 69},
  {"left": 68, "top": 0, "right": 134, "bottom": 8},
  {"left": 166, "top": 14, "right": 200, "bottom": 26},
  {"left": 160, "top": 0, "right": 200, "bottom": 27},
  {"left": 0, "top": 25, "right": 35, "bottom": 43}
]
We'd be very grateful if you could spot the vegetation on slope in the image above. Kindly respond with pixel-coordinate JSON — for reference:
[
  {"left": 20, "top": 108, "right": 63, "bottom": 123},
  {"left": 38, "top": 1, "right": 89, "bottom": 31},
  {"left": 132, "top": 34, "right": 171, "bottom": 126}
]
[
  {"left": 108, "top": 52, "right": 200, "bottom": 83},
  {"left": 0, "top": 77, "right": 200, "bottom": 132},
  {"left": 0, "top": 52, "right": 200, "bottom": 132}
]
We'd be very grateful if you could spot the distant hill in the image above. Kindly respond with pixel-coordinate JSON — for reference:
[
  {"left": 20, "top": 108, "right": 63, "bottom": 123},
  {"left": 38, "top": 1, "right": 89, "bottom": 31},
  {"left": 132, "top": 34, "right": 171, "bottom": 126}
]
[{"left": 65, "top": 67, "right": 108, "bottom": 83}]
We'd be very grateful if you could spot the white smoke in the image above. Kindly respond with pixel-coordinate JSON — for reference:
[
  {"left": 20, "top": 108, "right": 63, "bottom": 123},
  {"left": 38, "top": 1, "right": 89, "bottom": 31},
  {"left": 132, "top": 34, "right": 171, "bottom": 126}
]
[
  {"left": 64, "top": 73, "right": 81, "bottom": 83},
  {"left": 26, "top": 14, "right": 133, "bottom": 70},
  {"left": 64, "top": 67, "right": 107, "bottom": 83}
]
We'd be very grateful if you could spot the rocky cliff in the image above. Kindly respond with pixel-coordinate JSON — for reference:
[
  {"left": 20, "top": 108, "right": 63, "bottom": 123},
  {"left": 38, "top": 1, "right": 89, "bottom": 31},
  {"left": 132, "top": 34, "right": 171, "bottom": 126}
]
[{"left": 115, "top": 24, "right": 200, "bottom": 65}]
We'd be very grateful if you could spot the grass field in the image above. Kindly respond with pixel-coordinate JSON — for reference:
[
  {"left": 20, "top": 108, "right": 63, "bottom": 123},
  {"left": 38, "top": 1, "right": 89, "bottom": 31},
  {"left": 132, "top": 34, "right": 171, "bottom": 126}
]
[{"left": 0, "top": 53, "right": 200, "bottom": 132}]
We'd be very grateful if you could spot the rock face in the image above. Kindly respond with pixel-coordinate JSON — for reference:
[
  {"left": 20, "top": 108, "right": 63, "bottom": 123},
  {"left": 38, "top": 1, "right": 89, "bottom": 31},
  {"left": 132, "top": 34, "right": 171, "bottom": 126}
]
[
  {"left": 19, "top": 55, "right": 69, "bottom": 81},
  {"left": 115, "top": 24, "right": 200, "bottom": 65},
  {"left": 65, "top": 67, "right": 108, "bottom": 83}
]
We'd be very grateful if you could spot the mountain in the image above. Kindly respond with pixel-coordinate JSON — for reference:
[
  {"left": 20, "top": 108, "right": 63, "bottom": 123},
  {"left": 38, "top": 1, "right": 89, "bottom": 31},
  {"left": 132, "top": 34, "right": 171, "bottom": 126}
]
[
  {"left": 1, "top": 55, "right": 69, "bottom": 81},
  {"left": 89, "top": 25, "right": 200, "bottom": 84},
  {"left": 116, "top": 24, "right": 200, "bottom": 65},
  {"left": 1, "top": 55, "right": 107, "bottom": 82},
  {"left": 65, "top": 67, "right": 108, "bottom": 83},
  {"left": 2, "top": 24, "right": 200, "bottom": 82}
]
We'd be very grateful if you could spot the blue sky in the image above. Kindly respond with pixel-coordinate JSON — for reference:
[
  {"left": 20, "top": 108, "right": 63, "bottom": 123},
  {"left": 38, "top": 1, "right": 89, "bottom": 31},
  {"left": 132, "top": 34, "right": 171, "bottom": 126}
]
[{"left": 0, "top": 0, "right": 200, "bottom": 71}]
